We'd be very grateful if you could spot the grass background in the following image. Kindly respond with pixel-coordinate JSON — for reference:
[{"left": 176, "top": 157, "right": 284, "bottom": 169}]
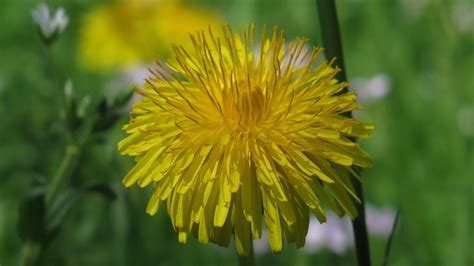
[{"left": 0, "top": 0, "right": 473, "bottom": 265}]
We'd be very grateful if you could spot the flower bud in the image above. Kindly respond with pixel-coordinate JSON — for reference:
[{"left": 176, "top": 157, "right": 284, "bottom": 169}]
[{"left": 32, "top": 3, "right": 69, "bottom": 45}]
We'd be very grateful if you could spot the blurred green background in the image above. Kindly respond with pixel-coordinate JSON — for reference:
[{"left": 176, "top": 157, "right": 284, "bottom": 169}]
[{"left": 1, "top": 0, "right": 473, "bottom": 265}]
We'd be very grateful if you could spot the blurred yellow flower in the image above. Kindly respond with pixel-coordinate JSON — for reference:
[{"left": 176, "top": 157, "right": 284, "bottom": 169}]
[
  {"left": 118, "top": 24, "right": 373, "bottom": 255},
  {"left": 77, "top": 0, "right": 222, "bottom": 71}
]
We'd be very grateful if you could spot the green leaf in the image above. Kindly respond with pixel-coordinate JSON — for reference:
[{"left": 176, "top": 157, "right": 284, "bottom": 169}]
[
  {"left": 46, "top": 183, "right": 117, "bottom": 232},
  {"left": 46, "top": 189, "right": 80, "bottom": 232}
]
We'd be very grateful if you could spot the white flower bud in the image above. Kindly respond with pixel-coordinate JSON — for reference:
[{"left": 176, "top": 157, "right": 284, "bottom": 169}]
[{"left": 32, "top": 3, "right": 69, "bottom": 43}]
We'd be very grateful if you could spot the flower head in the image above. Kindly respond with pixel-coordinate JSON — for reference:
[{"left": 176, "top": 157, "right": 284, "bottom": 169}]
[
  {"left": 118, "top": 24, "right": 373, "bottom": 255},
  {"left": 32, "top": 3, "right": 69, "bottom": 44}
]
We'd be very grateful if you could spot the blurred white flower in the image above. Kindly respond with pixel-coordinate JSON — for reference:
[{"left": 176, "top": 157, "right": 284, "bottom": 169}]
[
  {"left": 456, "top": 105, "right": 474, "bottom": 137},
  {"left": 303, "top": 204, "right": 396, "bottom": 254},
  {"left": 452, "top": 1, "right": 474, "bottom": 33},
  {"left": 253, "top": 232, "right": 271, "bottom": 254},
  {"left": 103, "top": 63, "right": 175, "bottom": 111},
  {"left": 0, "top": 75, "right": 4, "bottom": 93},
  {"left": 32, "top": 3, "right": 69, "bottom": 43},
  {"left": 401, "top": 0, "right": 428, "bottom": 19},
  {"left": 350, "top": 73, "right": 392, "bottom": 105},
  {"left": 115, "top": 63, "right": 174, "bottom": 88},
  {"left": 253, "top": 44, "right": 318, "bottom": 72},
  {"left": 254, "top": 204, "right": 396, "bottom": 255},
  {"left": 303, "top": 213, "right": 351, "bottom": 254},
  {"left": 281, "top": 45, "right": 314, "bottom": 70},
  {"left": 102, "top": 65, "right": 151, "bottom": 93},
  {"left": 116, "top": 66, "right": 150, "bottom": 109},
  {"left": 365, "top": 204, "right": 397, "bottom": 237}
]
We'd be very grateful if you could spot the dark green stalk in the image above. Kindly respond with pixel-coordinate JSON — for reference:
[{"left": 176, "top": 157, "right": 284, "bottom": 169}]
[
  {"left": 316, "top": 0, "right": 348, "bottom": 83},
  {"left": 350, "top": 177, "right": 372, "bottom": 266},
  {"left": 316, "top": 1, "right": 371, "bottom": 266}
]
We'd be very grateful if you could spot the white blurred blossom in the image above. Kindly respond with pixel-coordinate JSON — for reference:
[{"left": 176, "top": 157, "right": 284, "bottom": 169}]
[
  {"left": 32, "top": 3, "right": 69, "bottom": 43},
  {"left": 350, "top": 73, "right": 392, "bottom": 105},
  {"left": 123, "top": 65, "right": 154, "bottom": 86},
  {"left": 400, "top": 0, "right": 429, "bottom": 19},
  {"left": 254, "top": 204, "right": 396, "bottom": 255},
  {"left": 253, "top": 232, "right": 271, "bottom": 254},
  {"left": 104, "top": 63, "right": 174, "bottom": 110},
  {"left": 456, "top": 105, "right": 474, "bottom": 137},
  {"left": 113, "top": 63, "right": 173, "bottom": 88},
  {"left": 365, "top": 204, "right": 397, "bottom": 237},
  {"left": 303, "top": 213, "right": 351, "bottom": 254},
  {"left": 452, "top": 1, "right": 474, "bottom": 33}
]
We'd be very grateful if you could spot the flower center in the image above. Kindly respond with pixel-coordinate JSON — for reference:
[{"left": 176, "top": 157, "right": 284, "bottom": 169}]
[{"left": 223, "top": 81, "right": 267, "bottom": 136}]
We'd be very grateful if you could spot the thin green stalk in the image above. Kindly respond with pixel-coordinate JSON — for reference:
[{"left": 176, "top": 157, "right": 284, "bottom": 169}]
[
  {"left": 237, "top": 241, "right": 256, "bottom": 266},
  {"left": 45, "top": 145, "right": 80, "bottom": 206},
  {"left": 316, "top": 1, "right": 372, "bottom": 266},
  {"left": 41, "top": 43, "right": 63, "bottom": 95},
  {"left": 382, "top": 208, "right": 401, "bottom": 266},
  {"left": 42, "top": 41, "right": 81, "bottom": 207}
]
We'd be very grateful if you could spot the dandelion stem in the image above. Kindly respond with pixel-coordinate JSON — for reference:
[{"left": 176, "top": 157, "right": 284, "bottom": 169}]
[
  {"left": 316, "top": 1, "right": 372, "bottom": 265},
  {"left": 350, "top": 180, "right": 372, "bottom": 266},
  {"left": 316, "top": 0, "right": 348, "bottom": 83},
  {"left": 237, "top": 241, "right": 256, "bottom": 266}
]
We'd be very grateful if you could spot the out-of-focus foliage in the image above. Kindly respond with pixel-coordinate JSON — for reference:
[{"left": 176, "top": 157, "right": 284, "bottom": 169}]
[{"left": 0, "top": 0, "right": 472, "bottom": 265}]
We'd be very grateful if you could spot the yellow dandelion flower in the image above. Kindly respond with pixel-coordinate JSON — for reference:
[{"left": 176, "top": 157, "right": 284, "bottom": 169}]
[
  {"left": 77, "top": 0, "right": 222, "bottom": 71},
  {"left": 118, "top": 24, "right": 373, "bottom": 255}
]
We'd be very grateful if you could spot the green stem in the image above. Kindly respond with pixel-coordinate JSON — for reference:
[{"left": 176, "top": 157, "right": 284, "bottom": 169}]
[
  {"left": 350, "top": 180, "right": 371, "bottom": 266},
  {"left": 42, "top": 43, "right": 62, "bottom": 88},
  {"left": 237, "top": 241, "right": 256, "bottom": 266},
  {"left": 316, "top": 1, "right": 371, "bottom": 266},
  {"left": 316, "top": 0, "right": 348, "bottom": 83},
  {"left": 45, "top": 145, "right": 80, "bottom": 206}
]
